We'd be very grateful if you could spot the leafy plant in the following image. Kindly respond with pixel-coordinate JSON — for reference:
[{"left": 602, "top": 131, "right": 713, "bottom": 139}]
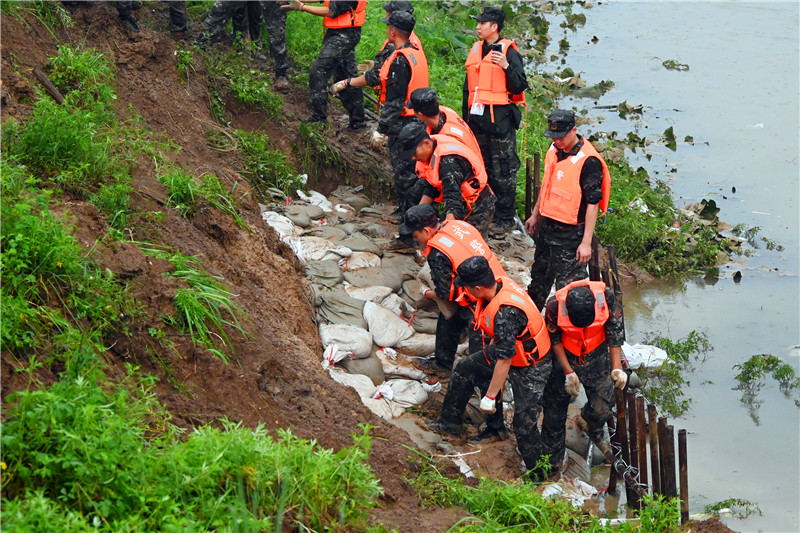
[
  {"left": 201, "top": 47, "right": 283, "bottom": 116},
  {"left": 1, "top": 0, "right": 74, "bottom": 40},
  {"left": 89, "top": 175, "right": 133, "bottom": 230},
  {"left": 174, "top": 46, "right": 195, "bottom": 86},
  {"left": 159, "top": 167, "right": 202, "bottom": 217},
  {"left": 638, "top": 331, "right": 710, "bottom": 417},
  {"left": 235, "top": 129, "right": 302, "bottom": 197},
  {"left": 199, "top": 172, "right": 250, "bottom": 230},
  {"left": 704, "top": 498, "right": 762, "bottom": 519}
]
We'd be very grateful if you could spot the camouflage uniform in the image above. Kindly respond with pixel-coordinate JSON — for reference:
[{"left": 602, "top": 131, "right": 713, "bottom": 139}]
[
  {"left": 308, "top": 1, "right": 365, "bottom": 128},
  {"left": 527, "top": 135, "right": 605, "bottom": 310},
  {"left": 463, "top": 40, "right": 528, "bottom": 227},
  {"left": 260, "top": 0, "right": 289, "bottom": 78},
  {"left": 197, "top": 1, "right": 257, "bottom": 44},
  {"left": 540, "top": 286, "right": 625, "bottom": 470},
  {"left": 439, "top": 302, "right": 553, "bottom": 474},
  {"left": 420, "top": 149, "right": 496, "bottom": 238},
  {"left": 427, "top": 247, "right": 479, "bottom": 368},
  {"left": 117, "top": 1, "right": 186, "bottom": 32},
  {"left": 378, "top": 42, "right": 421, "bottom": 214}
]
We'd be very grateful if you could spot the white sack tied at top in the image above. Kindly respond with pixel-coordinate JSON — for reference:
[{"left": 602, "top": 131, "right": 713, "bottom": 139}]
[
  {"left": 296, "top": 189, "right": 334, "bottom": 214},
  {"left": 288, "top": 235, "right": 352, "bottom": 264},
  {"left": 261, "top": 211, "right": 301, "bottom": 241},
  {"left": 319, "top": 323, "right": 373, "bottom": 359},
  {"left": 363, "top": 300, "right": 414, "bottom": 347}
]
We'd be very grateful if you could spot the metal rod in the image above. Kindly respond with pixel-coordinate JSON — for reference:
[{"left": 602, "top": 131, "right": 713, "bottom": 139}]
[
  {"left": 525, "top": 157, "right": 533, "bottom": 220},
  {"left": 665, "top": 425, "right": 677, "bottom": 499},
  {"left": 636, "top": 396, "right": 649, "bottom": 491},
  {"left": 678, "top": 429, "right": 689, "bottom": 524},
  {"left": 658, "top": 417, "right": 668, "bottom": 497},
  {"left": 594, "top": 431, "right": 647, "bottom": 500},
  {"left": 648, "top": 404, "right": 661, "bottom": 495},
  {"left": 33, "top": 66, "right": 65, "bottom": 104}
]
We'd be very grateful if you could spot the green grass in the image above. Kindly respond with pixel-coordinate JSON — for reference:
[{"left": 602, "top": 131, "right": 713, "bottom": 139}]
[
  {"left": 409, "top": 458, "right": 680, "bottom": 532},
  {"left": 158, "top": 167, "right": 250, "bottom": 230}
]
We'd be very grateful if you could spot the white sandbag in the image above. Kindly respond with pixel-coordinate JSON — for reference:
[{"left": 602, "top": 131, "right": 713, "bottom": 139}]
[
  {"left": 362, "top": 397, "right": 406, "bottom": 420},
  {"left": 339, "top": 251, "right": 381, "bottom": 272},
  {"left": 296, "top": 189, "right": 334, "bottom": 213},
  {"left": 343, "top": 284, "right": 394, "bottom": 303},
  {"left": 375, "top": 348, "right": 427, "bottom": 380},
  {"left": 261, "top": 211, "right": 300, "bottom": 241},
  {"left": 321, "top": 344, "right": 349, "bottom": 370},
  {"left": 328, "top": 367, "right": 377, "bottom": 401},
  {"left": 319, "top": 323, "right": 373, "bottom": 359},
  {"left": 416, "top": 261, "right": 434, "bottom": 289},
  {"left": 380, "top": 293, "right": 409, "bottom": 317},
  {"left": 288, "top": 236, "right": 352, "bottom": 263},
  {"left": 385, "top": 379, "right": 429, "bottom": 407},
  {"left": 394, "top": 332, "right": 436, "bottom": 357},
  {"left": 499, "top": 257, "right": 532, "bottom": 292},
  {"left": 363, "top": 301, "right": 414, "bottom": 347},
  {"left": 622, "top": 342, "right": 668, "bottom": 370}
]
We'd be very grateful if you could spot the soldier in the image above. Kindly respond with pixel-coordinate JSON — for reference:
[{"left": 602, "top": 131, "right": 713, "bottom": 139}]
[
  {"left": 195, "top": 1, "right": 260, "bottom": 48},
  {"left": 260, "top": 1, "right": 290, "bottom": 90},
  {"left": 406, "top": 87, "right": 482, "bottom": 158},
  {"left": 397, "top": 121, "right": 495, "bottom": 237},
  {"left": 281, "top": 0, "right": 366, "bottom": 130},
  {"left": 463, "top": 6, "right": 529, "bottom": 234},
  {"left": 524, "top": 109, "right": 611, "bottom": 310},
  {"left": 427, "top": 256, "right": 553, "bottom": 481},
  {"left": 400, "top": 204, "right": 505, "bottom": 374},
  {"left": 540, "top": 279, "right": 626, "bottom": 475},
  {"left": 332, "top": 10, "right": 428, "bottom": 219},
  {"left": 355, "top": 1, "right": 422, "bottom": 80}
]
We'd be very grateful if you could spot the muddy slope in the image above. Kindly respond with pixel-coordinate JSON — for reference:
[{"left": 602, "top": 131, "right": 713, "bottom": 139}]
[{"left": 0, "top": 4, "right": 460, "bottom": 530}]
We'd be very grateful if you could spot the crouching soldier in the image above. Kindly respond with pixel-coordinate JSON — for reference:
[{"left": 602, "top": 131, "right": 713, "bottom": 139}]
[
  {"left": 402, "top": 204, "right": 505, "bottom": 375},
  {"left": 540, "top": 279, "right": 627, "bottom": 476},
  {"left": 427, "top": 256, "right": 553, "bottom": 482}
]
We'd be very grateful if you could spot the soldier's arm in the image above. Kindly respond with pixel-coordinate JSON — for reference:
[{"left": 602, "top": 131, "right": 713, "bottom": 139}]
[
  {"left": 378, "top": 55, "right": 411, "bottom": 136},
  {"left": 438, "top": 154, "right": 472, "bottom": 220},
  {"left": 504, "top": 46, "right": 529, "bottom": 95}
]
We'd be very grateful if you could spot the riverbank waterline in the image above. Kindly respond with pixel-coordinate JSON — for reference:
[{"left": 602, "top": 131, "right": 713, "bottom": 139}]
[{"left": 536, "top": 1, "right": 799, "bottom": 531}]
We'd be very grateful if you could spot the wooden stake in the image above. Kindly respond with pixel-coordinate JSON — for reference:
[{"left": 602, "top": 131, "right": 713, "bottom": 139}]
[
  {"left": 678, "top": 429, "right": 689, "bottom": 524},
  {"left": 647, "top": 404, "right": 661, "bottom": 494}
]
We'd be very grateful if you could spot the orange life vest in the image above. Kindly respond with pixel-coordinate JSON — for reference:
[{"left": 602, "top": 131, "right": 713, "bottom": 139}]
[
  {"left": 425, "top": 220, "right": 506, "bottom": 304},
  {"left": 474, "top": 277, "right": 551, "bottom": 367},
  {"left": 323, "top": 0, "right": 366, "bottom": 29},
  {"left": 554, "top": 280, "right": 610, "bottom": 356},
  {"left": 378, "top": 45, "right": 429, "bottom": 116},
  {"left": 465, "top": 38, "right": 527, "bottom": 122},
  {"left": 432, "top": 106, "right": 482, "bottom": 158},
  {"left": 539, "top": 138, "right": 612, "bottom": 225},
  {"left": 380, "top": 31, "right": 424, "bottom": 55},
  {"left": 417, "top": 135, "right": 488, "bottom": 212}
]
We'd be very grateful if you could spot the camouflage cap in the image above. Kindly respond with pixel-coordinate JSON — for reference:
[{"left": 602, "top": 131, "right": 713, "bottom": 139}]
[
  {"left": 544, "top": 109, "right": 576, "bottom": 139},
  {"left": 381, "top": 10, "right": 416, "bottom": 32},
  {"left": 406, "top": 88, "right": 440, "bottom": 117},
  {"left": 382, "top": 0, "right": 414, "bottom": 15},
  {"left": 399, "top": 204, "right": 439, "bottom": 235},
  {"left": 454, "top": 256, "right": 496, "bottom": 288},
  {"left": 566, "top": 285, "right": 596, "bottom": 327}
]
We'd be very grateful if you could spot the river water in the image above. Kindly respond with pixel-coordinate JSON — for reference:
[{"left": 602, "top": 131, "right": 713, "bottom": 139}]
[{"left": 535, "top": 2, "right": 799, "bottom": 531}]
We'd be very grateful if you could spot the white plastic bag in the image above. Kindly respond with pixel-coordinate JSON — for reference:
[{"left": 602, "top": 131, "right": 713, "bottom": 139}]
[
  {"left": 296, "top": 189, "right": 334, "bottom": 213},
  {"left": 339, "top": 251, "right": 381, "bottom": 272}
]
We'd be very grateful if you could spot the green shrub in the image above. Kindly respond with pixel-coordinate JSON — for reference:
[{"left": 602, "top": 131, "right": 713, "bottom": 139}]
[
  {"left": 235, "top": 129, "right": 302, "bottom": 196},
  {"left": 48, "top": 45, "right": 115, "bottom": 112},
  {"left": 90, "top": 175, "right": 133, "bottom": 230},
  {"left": 159, "top": 167, "right": 202, "bottom": 217}
]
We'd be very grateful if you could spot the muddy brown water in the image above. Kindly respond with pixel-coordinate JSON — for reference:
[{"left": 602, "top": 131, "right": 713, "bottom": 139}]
[{"left": 535, "top": 2, "right": 799, "bottom": 531}]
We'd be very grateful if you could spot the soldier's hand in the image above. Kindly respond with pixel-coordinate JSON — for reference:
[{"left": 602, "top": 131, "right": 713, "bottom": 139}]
[
  {"left": 330, "top": 79, "right": 349, "bottom": 95},
  {"left": 369, "top": 130, "right": 387, "bottom": 149},
  {"left": 280, "top": 0, "right": 304, "bottom": 11},
  {"left": 576, "top": 241, "right": 592, "bottom": 265},
  {"left": 611, "top": 368, "right": 628, "bottom": 390},
  {"left": 357, "top": 60, "right": 375, "bottom": 73},
  {"left": 564, "top": 372, "right": 580, "bottom": 397},
  {"left": 524, "top": 213, "right": 539, "bottom": 235},
  {"left": 479, "top": 395, "right": 497, "bottom": 414}
]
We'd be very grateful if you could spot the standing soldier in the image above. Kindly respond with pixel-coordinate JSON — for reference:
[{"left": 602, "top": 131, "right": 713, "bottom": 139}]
[
  {"left": 355, "top": 1, "right": 422, "bottom": 80},
  {"left": 397, "top": 121, "right": 495, "bottom": 237},
  {"left": 260, "top": 0, "right": 290, "bottom": 90},
  {"left": 524, "top": 109, "right": 611, "bottom": 310},
  {"left": 333, "top": 11, "right": 428, "bottom": 221},
  {"left": 400, "top": 205, "right": 505, "bottom": 375},
  {"left": 540, "top": 279, "right": 626, "bottom": 476},
  {"left": 463, "top": 6, "right": 528, "bottom": 234},
  {"left": 281, "top": 0, "right": 366, "bottom": 130},
  {"left": 427, "top": 256, "right": 553, "bottom": 482}
]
